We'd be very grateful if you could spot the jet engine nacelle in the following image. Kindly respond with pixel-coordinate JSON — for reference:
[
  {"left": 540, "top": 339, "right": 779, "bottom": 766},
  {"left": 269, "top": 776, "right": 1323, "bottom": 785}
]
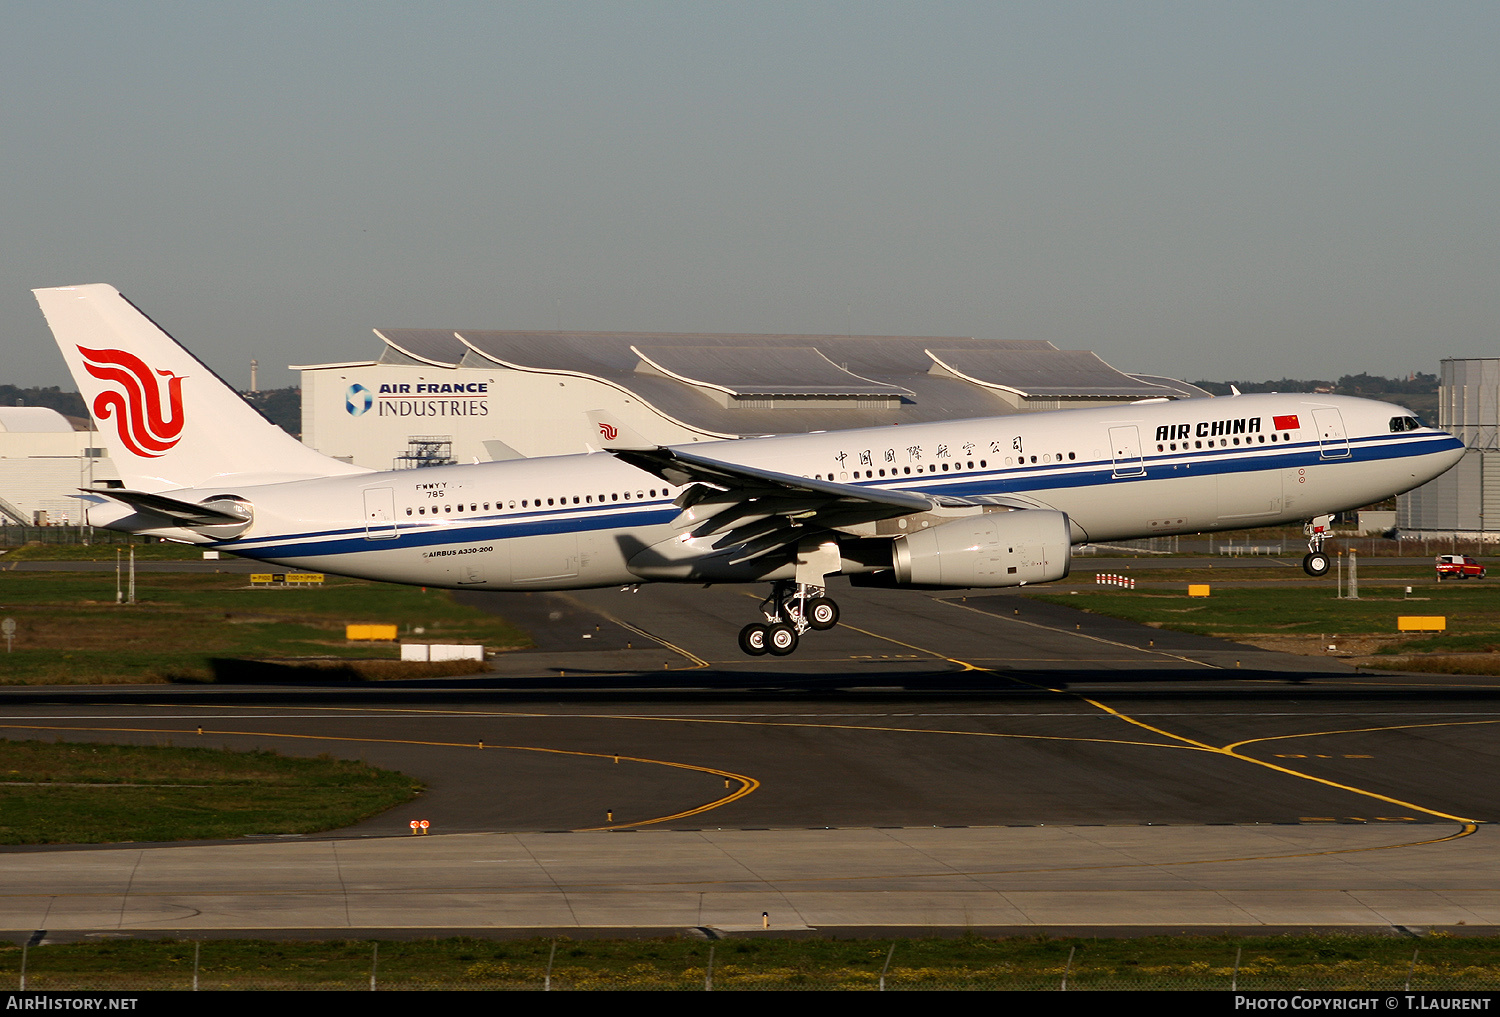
[{"left": 891, "top": 509, "right": 1071, "bottom": 588}]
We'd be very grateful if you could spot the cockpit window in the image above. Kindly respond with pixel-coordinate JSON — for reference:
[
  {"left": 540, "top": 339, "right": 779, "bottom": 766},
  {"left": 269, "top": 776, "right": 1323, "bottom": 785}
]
[{"left": 1389, "top": 416, "right": 1423, "bottom": 432}]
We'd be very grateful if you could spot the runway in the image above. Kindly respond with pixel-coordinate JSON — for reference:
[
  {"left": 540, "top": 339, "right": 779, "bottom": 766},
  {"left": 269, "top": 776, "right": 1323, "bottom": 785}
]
[
  {"left": 2, "top": 580, "right": 1499, "bottom": 936},
  {"left": 5, "top": 825, "right": 1498, "bottom": 936}
]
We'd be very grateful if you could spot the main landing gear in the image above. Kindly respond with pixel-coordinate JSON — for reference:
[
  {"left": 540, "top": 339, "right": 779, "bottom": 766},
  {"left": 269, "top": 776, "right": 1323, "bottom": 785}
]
[
  {"left": 1302, "top": 514, "right": 1333, "bottom": 577},
  {"left": 738, "top": 581, "right": 840, "bottom": 657}
]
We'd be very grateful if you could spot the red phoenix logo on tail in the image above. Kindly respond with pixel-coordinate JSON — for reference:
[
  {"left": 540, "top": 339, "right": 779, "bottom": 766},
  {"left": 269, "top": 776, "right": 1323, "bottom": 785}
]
[
  {"left": 77, "top": 346, "right": 186, "bottom": 458},
  {"left": 598, "top": 422, "right": 619, "bottom": 441}
]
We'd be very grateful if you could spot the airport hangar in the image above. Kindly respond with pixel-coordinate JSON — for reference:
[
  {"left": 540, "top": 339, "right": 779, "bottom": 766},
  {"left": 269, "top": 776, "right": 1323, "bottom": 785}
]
[
  {"left": 295, "top": 329, "right": 1210, "bottom": 470},
  {"left": 1398, "top": 358, "right": 1500, "bottom": 541},
  {"left": 0, "top": 406, "right": 115, "bottom": 527}
]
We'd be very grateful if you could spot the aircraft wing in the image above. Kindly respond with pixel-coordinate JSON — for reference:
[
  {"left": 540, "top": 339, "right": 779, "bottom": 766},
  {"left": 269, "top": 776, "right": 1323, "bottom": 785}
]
[{"left": 611, "top": 446, "right": 981, "bottom": 564}]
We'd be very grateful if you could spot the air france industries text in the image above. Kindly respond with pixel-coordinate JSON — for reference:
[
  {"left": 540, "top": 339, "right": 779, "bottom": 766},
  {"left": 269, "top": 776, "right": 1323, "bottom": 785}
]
[{"left": 377, "top": 400, "right": 488, "bottom": 417}]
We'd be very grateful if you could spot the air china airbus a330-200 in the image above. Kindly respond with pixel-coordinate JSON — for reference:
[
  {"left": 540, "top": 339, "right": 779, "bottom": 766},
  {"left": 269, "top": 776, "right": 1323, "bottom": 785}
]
[{"left": 36, "top": 284, "right": 1464, "bottom": 657}]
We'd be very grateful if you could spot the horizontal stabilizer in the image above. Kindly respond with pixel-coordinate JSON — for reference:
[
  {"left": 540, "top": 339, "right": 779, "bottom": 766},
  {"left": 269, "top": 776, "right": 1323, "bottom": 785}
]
[{"left": 86, "top": 488, "right": 251, "bottom": 528}]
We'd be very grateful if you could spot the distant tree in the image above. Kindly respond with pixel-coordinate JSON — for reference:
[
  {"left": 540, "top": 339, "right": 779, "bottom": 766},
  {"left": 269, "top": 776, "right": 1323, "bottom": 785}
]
[
  {"left": 242, "top": 387, "right": 301, "bottom": 437},
  {"left": 0, "top": 385, "right": 301, "bottom": 437},
  {"left": 1354, "top": 372, "right": 1437, "bottom": 395},
  {"left": 1191, "top": 374, "right": 1438, "bottom": 398},
  {"left": 1337, "top": 373, "right": 1389, "bottom": 394},
  {"left": 1190, "top": 378, "right": 1332, "bottom": 396},
  {"left": 0, "top": 385, "right": 87, "bottom": 418}
]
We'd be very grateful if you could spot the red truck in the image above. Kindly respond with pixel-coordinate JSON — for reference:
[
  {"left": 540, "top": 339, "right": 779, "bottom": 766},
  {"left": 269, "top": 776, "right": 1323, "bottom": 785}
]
[{"left": 1436, "top": 554, "right": 1486, "bottom": 579}]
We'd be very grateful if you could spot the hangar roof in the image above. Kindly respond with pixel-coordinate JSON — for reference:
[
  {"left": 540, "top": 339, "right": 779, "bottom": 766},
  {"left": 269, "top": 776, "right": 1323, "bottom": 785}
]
[
  {"left": 631, "top": 345, "right": 908, "bottom": 398},
  {"left": 0, "top": 406, "right": 75, "bottom": 432},
  {"left": 300, "top": 328, "right": 1208, "bottom": 436},
  {"left": 925, "top": 348, "right": 1174, "bottom": 398}
]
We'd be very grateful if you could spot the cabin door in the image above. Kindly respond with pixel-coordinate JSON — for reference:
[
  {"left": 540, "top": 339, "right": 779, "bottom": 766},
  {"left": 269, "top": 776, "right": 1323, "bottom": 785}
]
[
  {"left": 1108, "top": 426, "right": 1145, "bottom": 478},
  {"left": 1313, "top": 408, "right": 1351, "bottom": 459},
  {"left": 362, "top": 488, "right": 397, "bottom": 540}
]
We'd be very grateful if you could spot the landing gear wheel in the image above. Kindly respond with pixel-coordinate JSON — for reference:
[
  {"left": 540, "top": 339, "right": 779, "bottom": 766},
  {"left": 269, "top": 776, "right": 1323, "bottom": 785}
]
[
  {"left": 766, "top": 622, "right": 799, "bottom": 656},
  {"left": 1303, "top": 551, "right": 1330, "bottom": 577},
  {"left": 805, "top": 597, "right": 839, "bottom": 631},
  {"left": 739, "top": 623, "right": 770, "bottom": 656}
]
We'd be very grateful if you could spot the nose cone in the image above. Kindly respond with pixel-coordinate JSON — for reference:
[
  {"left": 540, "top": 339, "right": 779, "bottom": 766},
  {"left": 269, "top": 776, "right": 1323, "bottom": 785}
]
[{"left": 1423, "top": 431, "right": 1466, "bottom": 481}]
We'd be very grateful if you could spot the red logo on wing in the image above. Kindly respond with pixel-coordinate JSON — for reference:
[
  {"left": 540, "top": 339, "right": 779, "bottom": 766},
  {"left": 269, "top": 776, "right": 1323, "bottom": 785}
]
[
  {"left": 1273, "top": 414, "right": 1300, "bottom": 431},
  {"left": 77, "top": 346, "right": 186, "bottom": 458},
  {"left": 598, "top": 422, "right": 619, "bottom": 441}
]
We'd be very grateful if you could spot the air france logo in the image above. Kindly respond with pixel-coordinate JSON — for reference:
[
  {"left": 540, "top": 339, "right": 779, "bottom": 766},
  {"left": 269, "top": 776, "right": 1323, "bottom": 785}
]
[
  {"left": 77, "top": 346, "right": 185, "bottom": 458},
  {"left": 346, "top": 384, "right": 373, "bottom": 416},
  {"left": 598, "top": 422, "right": 619, "bottom": 441}
]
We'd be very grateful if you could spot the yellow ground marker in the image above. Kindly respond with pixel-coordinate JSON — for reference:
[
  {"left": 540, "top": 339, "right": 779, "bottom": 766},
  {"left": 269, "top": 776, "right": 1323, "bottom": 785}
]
[{"left": 346, "top": 623, "right": 398, "bottom": 641}]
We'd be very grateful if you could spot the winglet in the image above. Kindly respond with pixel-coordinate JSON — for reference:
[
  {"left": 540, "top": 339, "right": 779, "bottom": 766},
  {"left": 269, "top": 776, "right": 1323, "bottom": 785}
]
[{"left": 482, "top": 439, "right": 527, "bottom": 462}]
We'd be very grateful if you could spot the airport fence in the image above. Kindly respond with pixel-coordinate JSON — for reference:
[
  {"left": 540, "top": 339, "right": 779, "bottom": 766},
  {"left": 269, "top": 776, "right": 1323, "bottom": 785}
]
[
  {"left": 1082, "top": 534, "right": 1500, "bottom": 559},
  {"left": 6, "top": 938, "right": 1500, "bottom": 991},
  {"left": 0, "top": 524, "right": 146, "bottom": 548}
]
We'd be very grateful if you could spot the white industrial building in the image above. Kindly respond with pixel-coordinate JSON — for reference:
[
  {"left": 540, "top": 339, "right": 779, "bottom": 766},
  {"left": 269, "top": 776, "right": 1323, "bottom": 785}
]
[
  {"left": 297, "top": 329, "right": 1209, "bottom": 470},
  {"left": 1398, "top": 358, "right": 1500, "bottom": 540},
  {"left": 0, "top": 407, "right": 118, "bottom": 525}
]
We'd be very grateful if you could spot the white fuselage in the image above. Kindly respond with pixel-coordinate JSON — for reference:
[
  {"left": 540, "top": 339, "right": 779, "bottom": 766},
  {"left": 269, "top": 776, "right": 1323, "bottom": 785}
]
[{"left": 139, "top": 393, "right": 1462, "bottom": 591}]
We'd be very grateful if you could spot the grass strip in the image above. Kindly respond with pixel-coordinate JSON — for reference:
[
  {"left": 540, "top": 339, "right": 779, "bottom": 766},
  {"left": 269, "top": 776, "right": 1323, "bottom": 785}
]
[
  {"left": 0, "top": 540, "right": 213, "bottom": 562},
  {"left": 1029, "top": 580, "right": 1500, "bottom": 652},
  {"left": 0, "top": 738, "right": 421, "bottom": 844},
  {"left": 0, "top": 570, "right": 529, "bottom": 684},
  {"left": 1364, "top": 656, "right": 1500, "bottom": 677},
  {"left": 0, "top": 934, "right": 1496, "bottom": 991}
]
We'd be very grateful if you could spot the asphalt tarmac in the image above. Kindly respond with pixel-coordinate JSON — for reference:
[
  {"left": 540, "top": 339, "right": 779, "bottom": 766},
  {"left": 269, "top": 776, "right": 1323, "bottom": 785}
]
[{"left": 2, "top": 574, "right": 1499, "bottom": 936}]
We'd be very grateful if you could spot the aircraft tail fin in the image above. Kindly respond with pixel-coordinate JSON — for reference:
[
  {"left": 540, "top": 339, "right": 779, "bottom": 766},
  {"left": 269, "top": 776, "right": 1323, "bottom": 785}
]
[
  {"left": 482, "top": 439, "right": 527, "bottom": 462},
  {"left": 583, "top": 409, "right": 654, "bottom": 452},
  {"left": 34, "top": 284, "right": 368, "bottom": 491}
]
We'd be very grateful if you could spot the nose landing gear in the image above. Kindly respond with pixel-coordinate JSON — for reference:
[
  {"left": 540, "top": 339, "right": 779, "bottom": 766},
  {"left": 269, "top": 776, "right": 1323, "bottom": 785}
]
[
  {"left": 738, "top": 581, "right": 839, "bottom": 656},
  {"left": 1302, "top": 514, "right": 1334, "bottom": 577}
]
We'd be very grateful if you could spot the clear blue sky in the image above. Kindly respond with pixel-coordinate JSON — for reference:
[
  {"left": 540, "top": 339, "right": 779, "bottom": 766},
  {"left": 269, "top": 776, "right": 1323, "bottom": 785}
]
[{"left": 4, "top": 2, "right": 1496, "bottom": 389}]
